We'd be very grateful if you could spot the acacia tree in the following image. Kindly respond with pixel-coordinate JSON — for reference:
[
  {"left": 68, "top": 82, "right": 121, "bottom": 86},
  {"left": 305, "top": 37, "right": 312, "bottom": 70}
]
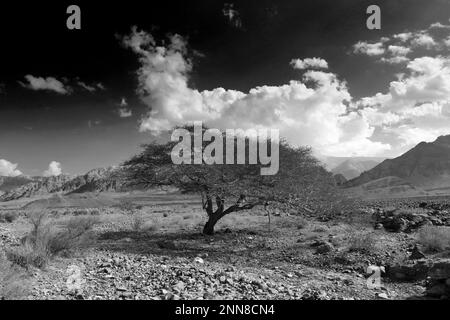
[{"left": 124, "top": 125, "right": 339, "bottom": 235}]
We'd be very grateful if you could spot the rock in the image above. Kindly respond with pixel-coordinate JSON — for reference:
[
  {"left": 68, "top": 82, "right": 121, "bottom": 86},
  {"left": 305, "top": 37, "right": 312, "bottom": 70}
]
[
  {"left": 315, "top": 242, "right": 334, "bottom": 254},
  {"left": 376, "top": 293, "right": 389, "bottom": 300},
  {"left": 428, "top": 259, "right": 450, "bottom": 279},
  {"left": 409, "top": 245, "right": 426, "bottom": 260},
  {"left": 374, "top": 223, "right": 383, "bottom": 230},
  {"left": 173, "top": 281, "right": 186, "bottom": 292},
  {"left": 427, "top": 283, "right": 448, "bottom": 298},
  {"left": 194, "top": 257, "right": 204, "bottom": 264}
]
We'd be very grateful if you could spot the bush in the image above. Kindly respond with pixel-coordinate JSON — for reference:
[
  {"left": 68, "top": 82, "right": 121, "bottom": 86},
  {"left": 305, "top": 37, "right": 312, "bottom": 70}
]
[
  {"left": 131, "top": 213, "right": 145, "bottom": 231},
  {"left": 296, "top": 217, "right": 308, "bottom": 230},
  {"left": 0, "top": 251, "right": 30, "bottom": 300},
  {"left": 417, "top": 225, "right": 450, "bottom": 252},
  {"left": 8, "top": 212, "right": 99, "bottom": 269},
  {"left": 118, "top": 200, "right": 135, "bottom": 213},
  {"left": 348, "top": 232, "right": 378, "bottom": 254},
  {"left": 0, "top": 211, "right": 18, "bottom": 223}
]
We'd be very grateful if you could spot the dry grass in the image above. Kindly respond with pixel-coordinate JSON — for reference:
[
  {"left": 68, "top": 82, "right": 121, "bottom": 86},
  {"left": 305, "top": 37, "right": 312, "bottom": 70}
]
[
  {"left": 7, "top": 212, "right": 99, "bottom": 269},
  {"left": 0, "top": 211, "right": 18, "bottom": 223},
  {"left": 0, "top": 251, "right": 30, "bottom": 299},
  {"left": 417, "top": 225, "right": 450, "bottom": 252},
  {"left": 348, "top": 231, "right": 379, "bottom": 254},
  {"left": 130, "top": 213, "right": 146, "bottom": 231}
]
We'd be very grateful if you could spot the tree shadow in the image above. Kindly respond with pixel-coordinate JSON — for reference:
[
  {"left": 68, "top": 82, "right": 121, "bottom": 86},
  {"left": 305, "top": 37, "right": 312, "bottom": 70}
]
[{"left": 95, "top": 227, "right": 286, "bottom": 266}]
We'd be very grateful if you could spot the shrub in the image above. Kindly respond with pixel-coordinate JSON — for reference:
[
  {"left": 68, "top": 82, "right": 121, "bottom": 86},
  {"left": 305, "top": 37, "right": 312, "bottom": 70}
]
[
  {"left": 0, "top": 251, "right": 30, "bottom": 300},
  {"left": 348, "top": 232, "right": 378, "bottom": 254},
  {"left": 131, "top": 213, "right": 145, "bottom": 231},
  {"left": 8, "top": 213, "right": 99, "bottom": 269},
  {"left": 0, "top": 211, "right": 18, "bottom": 223},
  {"left": 417, "top": 225, "right": 450, "bottom": 252},
  {"left": 296, "top": 217, "right": 308, "bottom": 230},
  {"left": 118, "top": 200, "right": 135, "bottom": 213}
]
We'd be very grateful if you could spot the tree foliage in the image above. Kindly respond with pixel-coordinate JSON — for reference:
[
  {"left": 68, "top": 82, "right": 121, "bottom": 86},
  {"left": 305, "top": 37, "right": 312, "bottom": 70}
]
[{"left": 124, "top": 125, "right": 340, "bottom": 234}]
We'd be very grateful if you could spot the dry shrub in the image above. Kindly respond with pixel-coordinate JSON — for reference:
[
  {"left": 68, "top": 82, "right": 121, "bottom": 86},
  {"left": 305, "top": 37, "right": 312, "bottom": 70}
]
[
  {"left": 296, "top": 217, "right": 308, "bottom": 230},
  {"left": 418, "top": 225, "right": 450, "bottom": 252},
  {"left": 348, "top": 231, "right": 379, "bottom": 254},
  {"left": 0, "top": 211, "right": 18, "bottom": 223},
  {"left": 0, "top": 251, "right": 30, "bottom": 299},
  {"left": 7, "top": 212, "right": 99, "bottom": 269},
  {"left": 130, "top": 213, "right": 146, "bottom": 231},
  {"left": 118, "top": 200, "right": 135, "bottom": 213}
]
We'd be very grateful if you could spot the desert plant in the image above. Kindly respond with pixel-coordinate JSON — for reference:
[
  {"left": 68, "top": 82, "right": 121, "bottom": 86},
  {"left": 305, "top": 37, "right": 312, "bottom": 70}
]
[
  {"left": 348, "top": 232, "right": 378, "bottom": 254},
  {"left": 417, "top": 225, "right": 450, "bottom": 252},
  {"left": 118, "top": 200, "right": 136, "bottom": 214},
  {"left": 0, "top": 251, "right": 30, "bottom": 300},
  {"left": 131, "top": 213, "right": 146, "bottom": 231},
  {"left": 9, "top": 213, "right": 99, "bottom": 268},
  {"left": 0, "top": 211, "right": 18, "bottom": 223}
]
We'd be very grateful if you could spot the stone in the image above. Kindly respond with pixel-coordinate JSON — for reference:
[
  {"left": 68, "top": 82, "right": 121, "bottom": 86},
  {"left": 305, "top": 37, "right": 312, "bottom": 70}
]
[
  {"left": 427, "top": 283, "right": 448, "bottom": 297},
  {"left": 429, "top": 259, "right": 450, "bottom": 279},
  {"left": 376, "top": 293, "right": 389, "bottom": 299},
  {"left": 409, "top": 245, "right": 426, "bottom": 260},
  {"left": 315, "top": 242, "right": 334, "bottom": 254},
  {"left": 194, "top": 257, "right": 204, "bottom": 264}
]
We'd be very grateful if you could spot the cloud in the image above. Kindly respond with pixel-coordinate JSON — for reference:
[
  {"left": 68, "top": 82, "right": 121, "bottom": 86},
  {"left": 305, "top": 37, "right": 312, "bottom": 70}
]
[
  {"left": 356, "top": 56, "right": 450, "bottom": 150},
  {"left": 223, "top": 3, "right": 242, "bottom": 29},
  {"left": 429, "top": 22, "right": 450, "bottom": 29},
  {"left": 121, "top": 28, "right": 390, "bottom": 157},
  {"left": 77, "top": 81, "right": 97, "bottom": 92},
  {"left": 387, "top": 45, "right": 411, "bottom": 56},
  {"left": 353, "top": 41, "right": 385, "bottom": 56},
  {"left": 411, "top": 32, "right": 437, "bottom": 49},
  {"left": 393, "top": 32, "right": 413, "bottom": 42},
  {"left": 96, "top": 83, "right": 106, "bottom": 90},
  {"left": 0, "top": 159, "right": 22, "bottom": 177},
  {"left": 43, "top": 161, "right": 62, "bottom": 177},
  {"left": 20, "top": 75, "right": 70, "bottom": 94},
  {"left": 117, "top": 98, "right": 132, "bottom": 117},
  {"left": 290, "top": 58, "right": 328, "bottom": 70}
]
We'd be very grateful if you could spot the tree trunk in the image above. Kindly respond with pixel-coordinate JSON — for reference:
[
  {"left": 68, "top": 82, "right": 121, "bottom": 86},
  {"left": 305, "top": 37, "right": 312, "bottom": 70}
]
[{"left": 202, "top": 212, "right": 224, "bottom": 235}]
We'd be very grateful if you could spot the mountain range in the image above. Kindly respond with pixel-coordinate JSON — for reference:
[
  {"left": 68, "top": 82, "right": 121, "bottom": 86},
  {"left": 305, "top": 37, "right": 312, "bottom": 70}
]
[
  {"left": 345, "top": 135, "right": 450, "bottom": 192},
  {"left": 0, "top": 167, "right": 127, "bottom": 202},
  {"left": 3, "top": 134, "right": 450, "bottom": 202}
]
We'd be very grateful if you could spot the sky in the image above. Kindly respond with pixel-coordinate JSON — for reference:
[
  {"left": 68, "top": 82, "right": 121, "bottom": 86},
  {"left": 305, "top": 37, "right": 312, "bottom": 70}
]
[{"left": 1, "top": 0, "right": 450, "bottom": 176}]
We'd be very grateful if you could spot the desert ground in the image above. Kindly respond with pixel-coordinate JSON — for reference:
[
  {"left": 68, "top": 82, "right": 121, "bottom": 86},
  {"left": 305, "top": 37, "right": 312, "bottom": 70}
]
[{"left": 1, "top": 190, "right": 450, "bottom": 300}]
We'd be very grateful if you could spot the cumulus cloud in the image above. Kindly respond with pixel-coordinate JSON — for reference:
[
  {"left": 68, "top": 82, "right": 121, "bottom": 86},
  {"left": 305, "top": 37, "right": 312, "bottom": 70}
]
[
  {"left": 117, "top": 98, "right": 132, "bottom": 118},
  {"left": 356, "top": 56, "right": 450, "bottom": 149},
  {"left": 411, "top": 33, "right": 437, "bottom": 49},
  {"left": 353, "top": 41, "right": 385, "bottom": 56},
  {"left": 290, "top": 58, "right": 328, "bottom": 70},
  {"left": 20, "top": 75, "right": 70, "bottom": 94},
  {"left": 43, "top": 161, "right": 62, "bottom": 177},
  {"left": 121, "top": 27, "right": 390, "bottom": 157},
  {"left": 223, "top": 3, "right": 242, "bottom": 29},
  {"left": 0, "top": 159, "right": 22, "bottom": 177},
  {"left": 77, "top": 81, "right": 97, "bottom": 92}
]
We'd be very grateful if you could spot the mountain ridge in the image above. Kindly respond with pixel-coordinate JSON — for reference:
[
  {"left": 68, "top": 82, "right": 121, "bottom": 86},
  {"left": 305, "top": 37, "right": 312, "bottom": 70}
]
[{"left": 345, "top": 135, "right": 450, "bottom": 190}]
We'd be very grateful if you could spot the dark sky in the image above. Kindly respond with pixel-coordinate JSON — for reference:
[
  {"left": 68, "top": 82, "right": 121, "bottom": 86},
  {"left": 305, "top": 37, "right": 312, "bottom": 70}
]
[{"left": 1, "top": 0, "right": 449, "bottom": 175}]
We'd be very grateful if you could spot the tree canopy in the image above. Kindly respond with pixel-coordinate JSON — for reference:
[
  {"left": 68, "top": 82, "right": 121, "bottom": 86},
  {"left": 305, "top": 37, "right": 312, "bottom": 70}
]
[{"left": 124, "top": 125, "right": 339, "bottom": 234}]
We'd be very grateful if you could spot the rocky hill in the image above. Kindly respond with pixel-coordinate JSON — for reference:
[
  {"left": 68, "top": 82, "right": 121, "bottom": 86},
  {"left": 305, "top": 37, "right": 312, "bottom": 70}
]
[
  {"left": 345, "top": 135, "right": 450, "bottom": 190},
  {"left": 0, "top": 176, "right": 34, "bottom": 193},
  {"left": 0, "top": 167, "right": 128, "bottom": 202},
  {"left": 331, "top": 158, "right": 381, "bottom": 180}
]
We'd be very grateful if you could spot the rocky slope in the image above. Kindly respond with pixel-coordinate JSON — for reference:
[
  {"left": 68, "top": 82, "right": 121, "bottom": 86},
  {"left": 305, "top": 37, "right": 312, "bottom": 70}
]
[{"left": 345, "top": 135, "right": 450, "bottom": 190}]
